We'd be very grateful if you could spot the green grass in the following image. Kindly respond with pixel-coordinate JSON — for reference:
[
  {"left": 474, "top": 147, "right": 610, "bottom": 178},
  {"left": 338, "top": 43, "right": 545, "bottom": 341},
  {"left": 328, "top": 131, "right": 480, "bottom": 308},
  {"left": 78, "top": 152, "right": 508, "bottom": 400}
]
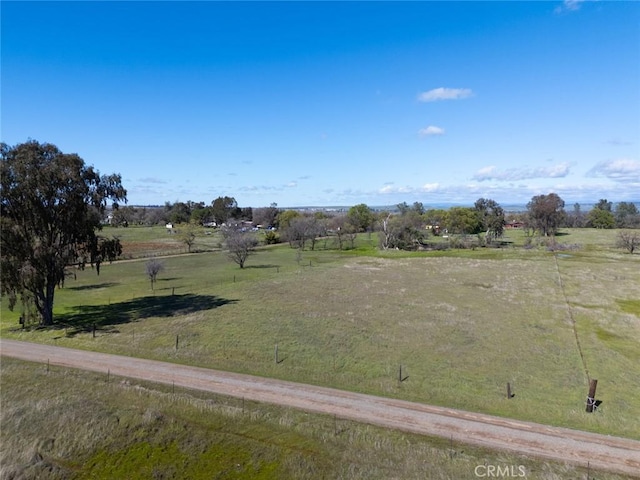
[
  {"left": 2, "top": 357, "right": 635, "bottom": 480},
  {"left": 2, "top": 227, "right": 639, "bottom": 476}
]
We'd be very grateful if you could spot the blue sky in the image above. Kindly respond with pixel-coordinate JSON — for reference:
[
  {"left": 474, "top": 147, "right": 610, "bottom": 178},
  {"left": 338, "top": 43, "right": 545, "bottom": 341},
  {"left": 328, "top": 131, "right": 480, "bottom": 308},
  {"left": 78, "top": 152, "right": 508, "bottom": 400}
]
[{"left": 2, "top": 1, "right": 639, "bottom": 208}]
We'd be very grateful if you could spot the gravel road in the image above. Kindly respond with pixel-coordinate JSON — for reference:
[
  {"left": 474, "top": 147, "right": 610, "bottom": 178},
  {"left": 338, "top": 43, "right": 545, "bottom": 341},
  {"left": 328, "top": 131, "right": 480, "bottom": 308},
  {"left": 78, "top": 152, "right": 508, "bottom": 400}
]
[{"left": 2, "top": 340, "right": 639, "bottom": 477}]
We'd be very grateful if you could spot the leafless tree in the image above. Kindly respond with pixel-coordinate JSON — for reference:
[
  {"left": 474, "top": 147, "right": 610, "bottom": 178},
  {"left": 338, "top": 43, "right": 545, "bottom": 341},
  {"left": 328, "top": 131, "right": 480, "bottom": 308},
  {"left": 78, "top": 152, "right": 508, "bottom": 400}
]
[
  {"left": 145, "top": 258, "right": 164, "bottom": 290},
  {"left": 223, "top": 227, "right": 259, "bottom": 268},
  {"left": 285, "top": 216, "right": 326, "bottom": 250},
  {"left": 617, "top": 230, "right": 640, "bottom": 254}
]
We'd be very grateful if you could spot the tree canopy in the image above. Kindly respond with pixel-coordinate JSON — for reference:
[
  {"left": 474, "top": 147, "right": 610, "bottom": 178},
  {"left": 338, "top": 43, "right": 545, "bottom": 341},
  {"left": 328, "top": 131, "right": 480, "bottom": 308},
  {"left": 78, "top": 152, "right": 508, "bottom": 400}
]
[
  {"left": 211, "top": 196, "right": 241, "bottom": 225},
  {"left": 474, "top": 198, "right": 505, "bottom": 243},
  {"left": 1, "top": 140, "right": 126, "bottom": 325},
  {"left": 347, "top": 203, "right": 374, "bottom": 232},
  {"left": 526, "top": 193, "right": 565, "bottom": 236}
]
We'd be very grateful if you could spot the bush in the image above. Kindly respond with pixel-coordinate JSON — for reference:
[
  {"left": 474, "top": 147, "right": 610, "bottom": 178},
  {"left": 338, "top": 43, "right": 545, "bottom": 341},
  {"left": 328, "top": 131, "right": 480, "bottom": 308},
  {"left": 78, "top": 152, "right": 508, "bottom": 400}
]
[{"left": 264, "top": 230, "right": 280, "bottom": 245}]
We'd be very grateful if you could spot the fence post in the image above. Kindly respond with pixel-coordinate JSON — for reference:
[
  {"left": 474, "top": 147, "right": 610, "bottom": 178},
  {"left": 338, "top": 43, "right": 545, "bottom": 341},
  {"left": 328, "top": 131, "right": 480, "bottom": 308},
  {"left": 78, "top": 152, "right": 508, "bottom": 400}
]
[
  {"left": 586, "top": 379, "right": 597, "bottom": 412},
  {"left": 507, "top": 382, "right": 513, "bottom": 398}
]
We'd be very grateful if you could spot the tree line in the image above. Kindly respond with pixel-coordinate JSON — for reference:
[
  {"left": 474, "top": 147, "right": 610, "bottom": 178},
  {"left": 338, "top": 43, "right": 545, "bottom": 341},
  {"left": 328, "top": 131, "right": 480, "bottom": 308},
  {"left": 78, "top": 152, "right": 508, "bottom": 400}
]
[{"left": 2, "top": 140, "right": 639, "bottom": 326}]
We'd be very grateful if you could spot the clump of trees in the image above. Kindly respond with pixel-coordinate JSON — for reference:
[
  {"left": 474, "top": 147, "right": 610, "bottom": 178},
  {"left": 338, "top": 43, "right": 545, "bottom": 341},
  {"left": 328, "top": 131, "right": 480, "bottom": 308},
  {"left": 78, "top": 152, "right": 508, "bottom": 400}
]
[
  {"left": 1, "top": 140, "right": 126, "bottom": 325},
  {"left": 379, "top": 203, "right": 425, "bottom": 250}
]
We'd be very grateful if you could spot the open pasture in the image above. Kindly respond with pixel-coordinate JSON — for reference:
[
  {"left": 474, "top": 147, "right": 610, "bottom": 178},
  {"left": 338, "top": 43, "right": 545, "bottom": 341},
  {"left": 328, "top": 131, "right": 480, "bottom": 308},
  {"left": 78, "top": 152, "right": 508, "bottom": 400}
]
[
  {"left": 97, "top": 224, "right": 227, "bottom": 258},
  {"left": 2, "top": 229, "right": 639, "bottom": 441}
]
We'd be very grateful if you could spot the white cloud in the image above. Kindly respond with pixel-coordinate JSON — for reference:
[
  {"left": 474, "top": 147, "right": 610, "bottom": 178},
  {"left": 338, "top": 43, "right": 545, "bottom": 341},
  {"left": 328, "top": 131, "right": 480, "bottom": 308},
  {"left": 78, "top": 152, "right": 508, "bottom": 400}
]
[
  {"left": 417, "top": 87, "right": 473, "bottom": 102},
  {"left": 286, "top": 181, "right": 298, "bottom": 188},
  {"left": 379, "top": 184, "right": 413, "bottom": 194},
  {"left": 418, "top": 126, "right": 445, "bottom": 137},
  {"left": 421, "top": 183, "right": 441, "bottom": 192},
  {"left": 587, "top": 158, "right": 640, "bottom": 183},
  {"left": 555, "top": 0, "right": 587, "bottom": 14},
  {"left": 472, "top": 163, "right": 571, "bottom": 182}
]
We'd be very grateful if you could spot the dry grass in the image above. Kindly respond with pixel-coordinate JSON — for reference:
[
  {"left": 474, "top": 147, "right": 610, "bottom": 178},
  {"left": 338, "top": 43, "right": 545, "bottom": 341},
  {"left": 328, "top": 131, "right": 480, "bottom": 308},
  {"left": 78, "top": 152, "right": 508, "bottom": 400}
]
[
  {"left": 2, "top": 358, "right": 635, "bottom": 480},
  {"left": 3, "top": 244, "right": 639, "bottom": 439}
]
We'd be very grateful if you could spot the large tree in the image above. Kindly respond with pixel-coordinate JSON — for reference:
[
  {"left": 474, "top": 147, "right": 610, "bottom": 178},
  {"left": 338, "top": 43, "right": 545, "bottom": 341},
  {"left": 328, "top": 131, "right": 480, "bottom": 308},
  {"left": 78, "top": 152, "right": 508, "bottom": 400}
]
[
  {"left": 223, "top": 226, "right": 259, "bottom": 268},
  {"left": 378, "top": 211, "right": 424, "bottom": 250},
  {"left": 211, "top": 196, "right": 241, "bottom": 225},
  {"left": 526, "top": 193, "right": 565, "bottom": 236},
  {"left": 347, "top": 203, "right": 374, "bottom": 232},
  {"left": 444, "top": 207, "right": 482, "bottom": 235},
  {"left": 474, "top": 198, "right": 506, "bottom": 243},
  {"left": 1, "top": 140, "right": 126, "bottom": 325},
  {"left": 587, "top": 207, "right": 615, "bottom": 229},
  {"left": 615, "top": 201, "right": 640, "bottom": 228}
]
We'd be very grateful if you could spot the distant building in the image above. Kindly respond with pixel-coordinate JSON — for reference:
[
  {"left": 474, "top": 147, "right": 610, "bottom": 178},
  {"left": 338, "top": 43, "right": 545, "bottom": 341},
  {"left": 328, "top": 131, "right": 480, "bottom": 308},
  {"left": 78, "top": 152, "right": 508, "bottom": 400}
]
[{"left": 505, "top": 221, "right": 524, "bottom": 229}]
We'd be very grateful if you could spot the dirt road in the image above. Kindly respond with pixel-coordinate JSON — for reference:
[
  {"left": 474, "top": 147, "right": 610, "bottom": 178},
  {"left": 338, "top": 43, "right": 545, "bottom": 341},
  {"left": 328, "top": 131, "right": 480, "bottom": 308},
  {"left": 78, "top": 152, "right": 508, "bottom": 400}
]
[{"left": 2, "top": 340, "right": 639, "bottom": 476}]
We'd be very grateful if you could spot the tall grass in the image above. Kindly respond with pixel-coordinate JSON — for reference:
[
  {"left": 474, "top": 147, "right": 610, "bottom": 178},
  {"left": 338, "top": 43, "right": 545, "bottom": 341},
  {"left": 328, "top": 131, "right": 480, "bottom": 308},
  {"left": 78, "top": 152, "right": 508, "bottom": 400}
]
[{"left": 1, "top": 358, "right": 634, "bottom": 479}]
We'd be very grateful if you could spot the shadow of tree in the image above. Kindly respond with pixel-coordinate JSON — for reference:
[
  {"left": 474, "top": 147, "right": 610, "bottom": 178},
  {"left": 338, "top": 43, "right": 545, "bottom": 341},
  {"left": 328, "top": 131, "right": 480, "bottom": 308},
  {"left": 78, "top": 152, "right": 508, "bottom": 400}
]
[
  {"left": 67, "top": 282, "right": 120, "bottom": 291},
  {"left": 54, "top": 294, "right": 237, "bottom": 336}
]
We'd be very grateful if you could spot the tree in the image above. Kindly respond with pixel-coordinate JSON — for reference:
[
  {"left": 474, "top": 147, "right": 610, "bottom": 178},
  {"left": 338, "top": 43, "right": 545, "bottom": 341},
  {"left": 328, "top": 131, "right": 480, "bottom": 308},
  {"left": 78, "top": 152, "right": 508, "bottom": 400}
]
[
  {"left": 277, "top": 210, "right": 301, "bottom": 231},
  {"left": 423, "top": 209, "right": 447, "bottom": 232},
  {"left": 444, "top": 207, "right": 482, "bottom": 235},
  {"left": 223, "top": 226, "right": 258, "bottom": 268},
  {"left": 178, "top": 224, "right": 197, "bottom": 252},
  {"left": 526, "top": 193, "right": 565, "bottom": 236},
  {"left": 615, "top": 202, "right": 640, "bottom": 228},
  {"left": 594, "top": 198, "right": 613, "bottom": 212},
  {"left": 111, "top": 205, "right": 136, "bottom": 227},
  {"left": 347, "top": 203, "right": 374, "bottom": 232},
  {"left": 474, "top": 198, "right": 505, "bottom": 243},
  {"left": 378, "top": 212, "right": 424, "bottom": 250},
  {"left": 97, "top": 236, "right": 123, "bottom": 264},
  {"left": 587, "top": 207, "right": 615, "bottom": 229},
  {"left": 330, "top": 215, "right": 358, "bottom": 250},
  {"left": 211, "top": 196, "right": 241, "bottom": 225},
  {"left": 285, "top": 216, "right": 325, "bottom": 250},
  {"left": 617, "top": 230, "right": 640, "bottom": 254},
  {"left": 412, "top": 201, "right": 425, "bottom": 216},
  {"left": 165, "top": 201, "right": 192, "bottom": 224},
  {"left": 191, "top": 205, "right": 213, "bottom": 226},
  {"left": 567, "top": 203, "right": 586, "bottom": 228},
  {"left": 253, "top": 203, "right": 279, "bottom": 229},
  {"left": 145, "top": 258, "right": 164, "bottom": 289},
  {"left": 1, "top": 140, "right": 126, "bottom": 326}
]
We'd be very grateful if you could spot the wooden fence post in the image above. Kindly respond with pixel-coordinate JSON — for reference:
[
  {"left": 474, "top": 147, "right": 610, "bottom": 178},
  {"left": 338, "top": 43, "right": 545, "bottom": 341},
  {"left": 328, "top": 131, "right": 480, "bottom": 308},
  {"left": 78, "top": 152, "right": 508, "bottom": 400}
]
[
  {"left": 586, "top": 379, "right": 597, "bottom": 412},
  {"left": 507, "top": 382, "right": 514, "bottom": 398}
]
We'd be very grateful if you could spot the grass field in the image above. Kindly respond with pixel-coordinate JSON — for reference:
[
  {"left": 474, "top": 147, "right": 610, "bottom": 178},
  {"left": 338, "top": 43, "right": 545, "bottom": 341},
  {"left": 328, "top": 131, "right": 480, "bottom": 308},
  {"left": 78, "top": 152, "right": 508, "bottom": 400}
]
[
  {"left": 2, "top": 227, "right": 639, "bottom": 477},
  {"left": 1, "top": 357, "right": 634, "bottom": 480}
]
